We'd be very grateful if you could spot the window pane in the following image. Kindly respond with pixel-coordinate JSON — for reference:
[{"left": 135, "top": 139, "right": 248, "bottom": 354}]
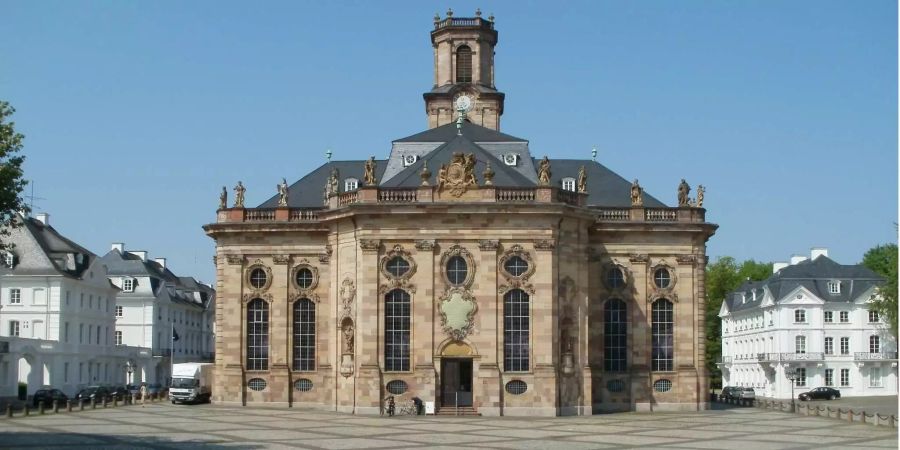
[
  {"left": 504, "top": 289, "right": 530, "bottom": 372},
  {"left": 384, "top": 290, "right": 410, "bottom": 371},
  {"left": 604, "top": 299, "right": 627, "bottom": 371},
  {"left": 446, "top": 256, "right": 468, "bottom": 286},
  {"left": 651, "top": 299, "right": 673, "bottom": 371},
  {"left": 456, "top": 45, "right": 472, "bottom": 83},
  {"left": 246, "top": 299, "right": 269, "bottom": 370},
  {"left": 293, "top": 299, "right": 316, "bottom": 371}
]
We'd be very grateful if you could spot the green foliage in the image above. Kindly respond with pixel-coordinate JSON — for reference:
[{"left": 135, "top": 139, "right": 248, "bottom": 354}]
[
  {"left": 705, "top": 257, "right": 772, "bottom": 380},
  {"left": 0, "top": 101, "right": 29, "bottom": 248},
  {"left": 862, "top": 243, "right": 898, "bottom": 337}
]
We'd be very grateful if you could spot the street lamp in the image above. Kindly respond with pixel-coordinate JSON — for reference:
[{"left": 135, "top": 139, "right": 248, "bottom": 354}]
[{"left": 785, "top": 368, "right": 797, "bottom": 413}]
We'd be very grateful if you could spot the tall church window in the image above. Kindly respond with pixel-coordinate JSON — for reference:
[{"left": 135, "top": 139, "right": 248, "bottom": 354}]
[
  {"left": 651, "top": 299, "right": 673, "bottom": 371},
  {"left": 246, "top": 299, "right": 269, "bottom": 371},
  {"left": 604, "top": 299, "right": 627, "bottom": 372},
  {"left": 384, "top": 289, "right": 410, "bottom": 372},
  {"left": 504, "top": 289, "right": 530, "bottom": 372},
  {"left": 456, "top": 45, "right": 473, "bottom": 83},
  {"left": 293, "top": 299, "right": 316, "bottom": 371}
]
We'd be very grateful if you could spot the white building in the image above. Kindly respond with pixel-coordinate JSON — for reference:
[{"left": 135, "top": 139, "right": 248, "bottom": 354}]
[
  {"left": 0, "top": 214, "right": 154, "bottom": 399},
  {"left": 100, "top": 243, "right": 215, "bottom": 384},
  {"left": 719, "top": 248, "right": 897, "bottom": 399}
]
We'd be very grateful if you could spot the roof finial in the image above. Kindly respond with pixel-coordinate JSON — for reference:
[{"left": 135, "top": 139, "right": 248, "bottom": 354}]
[
  {"left": 446, "top": 7, "right": 453, "bottom": 18},
  {"left": 591, "top": 146, "right": 597, "bottom": 161},
  {"left": 489, "top": 12, "right": 495, "bottom": 22},
  {"left": 456, "top": 102, "right": 466, "bottom": 135},
  {"left": 434, "top": 12, "right": 440, "bottom": 24},
  {"left": 475, "top": 8, "right": 482, "bottom": 17},
  {"left": 325, "top": 148, "right": 332, "bottom": 162}
]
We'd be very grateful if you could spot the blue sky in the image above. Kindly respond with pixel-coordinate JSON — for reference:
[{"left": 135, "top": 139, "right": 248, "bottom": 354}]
[{"left": 1, "top": 0, "right": 896, "bottom": 284}]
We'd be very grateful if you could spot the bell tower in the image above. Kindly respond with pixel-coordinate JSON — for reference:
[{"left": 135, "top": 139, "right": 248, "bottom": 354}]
[{"left": 424, "top": 9, "right": 505, "bottom": 130}]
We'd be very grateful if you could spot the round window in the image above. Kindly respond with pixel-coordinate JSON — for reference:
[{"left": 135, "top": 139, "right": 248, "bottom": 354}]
[
  {"left": 386, "top": 380, "right": 408, "bottom": 395},
  {"left": 653, "top": 268, "right": 671, "bottom": 289},
  {"left": 504, "top": 256, "right": 529, "bottom": 277},
  {"left": 249, "top": 268, "right": 268, "bottom": 289},
  {"left": 446, "top": 256, "right": 468, "bottom": 285},
  {"left": 247, "top": 378, "right": 267, "bottom": 391},
  {"left": 296, "top": 268, "right": 314, "bottom": 289},
  {"left": 505, "top": 380, "right": 528, "bottom": 395},
  {"left": 386, "top": 257, "right": 410, "bottom": 277},
  {"left": 606, "top": 267, "right": 625, "bottom": 289},
  {"left": 607, "top": 379, "right": 625, "bottom": 393},
  {"left": 294, "top": 378, "right": 313, "bottom": 392},
  {"left": 653, "top": 379, "right": 672, "bottom": 393}
]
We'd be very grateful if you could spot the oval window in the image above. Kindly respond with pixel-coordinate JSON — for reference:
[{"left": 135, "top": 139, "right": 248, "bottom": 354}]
[
  {"left": 607, "top": 267, "right": 625, "bottom": 289},
  {"left": 294, "top": 378, "right": 313, "bottom": 392},
  {"left": 446, "top": 256, "right": 468, "bottom": 285},
  {"left": 653, "top": 268, "right": 671, "bottom": 289},
  {"left": 296, "top": 267, "right": 314, "bottom": 289},
  {"left": 247, "top": 378, "right": 267, "bottom": 391},
  {"left": 607, "top": 379, "right": 625, "bottom": 393},
  {"left": 505, "top": 380, "right": 528, "bottom": 395},
  {"left": 386, "top": 380, "right": 408, "bottom": 395},
  {"left": 653, "top": 379, "right": 672, "bottom": 393},
  {"left": 504, "top": 256, "right": 529, "bottom": 277},
  {"left": 386, "top": 257, "right": 410, "bottom": 277},
  {"left": 249, "top": 268, "right": 268, "bottom": 289}
]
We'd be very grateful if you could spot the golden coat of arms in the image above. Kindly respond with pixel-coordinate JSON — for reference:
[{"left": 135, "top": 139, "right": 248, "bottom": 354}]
[{"left": 437, "top": 152, "right": 477, "bottom": 197}]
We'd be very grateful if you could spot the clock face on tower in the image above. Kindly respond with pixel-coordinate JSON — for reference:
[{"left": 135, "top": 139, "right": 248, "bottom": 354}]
[{"left": 454, "top": 93, "right": 474, "bottom": 112}]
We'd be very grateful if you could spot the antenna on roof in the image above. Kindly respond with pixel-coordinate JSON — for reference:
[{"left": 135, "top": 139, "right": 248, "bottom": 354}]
[{"left": 24, "top": 180, "right": 45, "bottom": 216}]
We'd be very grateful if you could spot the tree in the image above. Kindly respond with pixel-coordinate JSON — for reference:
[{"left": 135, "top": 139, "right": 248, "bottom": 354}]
[
  {"left": 0, "top": 101, "right": 29, "bottom": 249},
  {"left": 705, "top": 257, "right": 772, "bottom": 385},
  {"left": 862, "top": 244, "right": 898, "bottom": 337}
]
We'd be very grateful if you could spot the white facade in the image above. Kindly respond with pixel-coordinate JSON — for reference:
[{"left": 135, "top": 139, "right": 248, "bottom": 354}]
[
  {"left": 719, "top": 249, "right": 897, "bottom": 399},
  {"left": 0, "top": 214, "right": 157, "bottom": 399}
]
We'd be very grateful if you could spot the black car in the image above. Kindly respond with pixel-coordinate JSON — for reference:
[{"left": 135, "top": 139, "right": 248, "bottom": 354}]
[
  {"left": 74, "top": 386, "right": 111, "bottom": 402},
  {"left": 719, "top": 386, "right": 755, "bottom": 401},
  {"left": 108, "top": 385, "right": 130, "bottom": 399},
  {"left": 32, "top": 388, "right": 68, "bottom": 407},
  {"left": 798, "top": 387, "right": 841, "bottom": 401}
]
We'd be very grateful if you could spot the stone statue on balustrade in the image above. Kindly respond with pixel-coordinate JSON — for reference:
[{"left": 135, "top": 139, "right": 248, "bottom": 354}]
[
  {"left": 631, "top": 179, "right": 643, "bottom": 207},
  {"left": 219, "top": 186, "right": 227, "bottom": 210},
  {"left": 363, "top": 156, "right": 377, "bottom": 186},
  {"left": 677, "top": 179, "right": 690, "bottom": 207},
  {"left": 577, "top": 165, "right": 587, "bottom": 193},
  {"left": 233, "top": 181, "right": 246, "bottom": 208},
  {"left": 277, "top": 178, "right": 288, "bottom": 207},
  {"left": 538, "top": 156, "right": 551, "bottom": 186}
]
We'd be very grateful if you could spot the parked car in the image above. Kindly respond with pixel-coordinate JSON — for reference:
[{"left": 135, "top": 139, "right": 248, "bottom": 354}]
[
  {"left": 798, "top": 387, "right": 841, "bottom": 401},
  {"left": 108, "top": 385, "right": 130, "bottom": 399},
  {"left": 126, "top": 384, "right": 141, "bottom": 398},
  {"left": 720, "top": 386, "right": 755, "bottom": 401},
  {"left": 74, "top": 386, "right": 111, "bottom": 402},
  {"left": 146, "top": 383, "right": 163, "bottom": 398},
  {"left": 32, "top": 388, "right": 68, "bottom": 408}
]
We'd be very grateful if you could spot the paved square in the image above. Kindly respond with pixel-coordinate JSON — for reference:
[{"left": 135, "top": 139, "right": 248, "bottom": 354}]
[{"left": 1, "top": 403, "right": 896, "bottom": 449}]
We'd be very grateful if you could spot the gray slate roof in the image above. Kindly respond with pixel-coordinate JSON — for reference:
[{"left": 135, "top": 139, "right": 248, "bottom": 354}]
[
  {"left": 100, "top": 250, "right": 214, "bottom": 309},
  {"left": 394, "top": 121, "right": 526, "bottom": 143},
  {"left": 0, "top": 216, "right": 95, "bottom": 278},
  {"left": 258, "top": 160, "right": 388, "bottom": 208},
  {"left": 725, "top": 255, "right": 884, "bottom": 314}
]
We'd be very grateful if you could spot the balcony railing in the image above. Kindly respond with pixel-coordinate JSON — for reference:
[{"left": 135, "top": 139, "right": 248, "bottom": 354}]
[
  {"left": 645, "top": 208, "right": 677, "bottom": 222},
  {"left": 244, "top": 209, "right": 275, "bottom": 221},
  {"left": 378, "top": 189, "right": 417, "bottom": 203},
  {"left": 434, "top": 17, "right": 494, "bottom": 31},
  {"left": 854, "top": 352, "right": 898, "bottom": 361},
  {"left": 496, "top": 188, "right": 535, "bottom": 202},
  {"left": 757, "top": 352, "right": 825, "bottom": 362}
]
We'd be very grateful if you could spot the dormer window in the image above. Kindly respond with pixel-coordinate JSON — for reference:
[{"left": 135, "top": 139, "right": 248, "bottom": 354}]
[
  {"left": 503, "top": 153, "right": 519, "bottom": 166},
  {"left": 561, "top": 177, "right": 576, "bottom": 192},
  {"left": 344, "top": 178, "right": 359, "bottom": 192},
  {"left": 122, "top": 278, "right": 134, "bottom": 293},
  {"left": 828, "top": 281, "right": 841, "bottom": 295},
  {"left": 4, "top": 252, "right": 14, "bottom": 268},
  {"left": 402, "top": 154, "right": 418, "bottom": 167}
]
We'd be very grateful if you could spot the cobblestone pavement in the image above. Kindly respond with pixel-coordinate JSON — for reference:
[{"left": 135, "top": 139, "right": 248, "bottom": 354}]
[{"left": 0, "top": 403, "right": 896, "bottom": 449}]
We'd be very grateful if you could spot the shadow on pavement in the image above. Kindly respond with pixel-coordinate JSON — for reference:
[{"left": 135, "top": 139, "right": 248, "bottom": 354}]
[{"left": 0, "top": 432, "right": 267, "bottom": 449}]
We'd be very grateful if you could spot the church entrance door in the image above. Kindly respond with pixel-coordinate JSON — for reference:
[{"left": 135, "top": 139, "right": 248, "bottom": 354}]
[{"left": 440, "top": 358, "right": 473, "bottom": 407}]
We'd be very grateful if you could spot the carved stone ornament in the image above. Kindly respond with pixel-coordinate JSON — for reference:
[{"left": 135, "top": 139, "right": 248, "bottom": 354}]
[
  {"left": 415, "top": 240, "right": 435, "bottom": 251},
  {"left": 439, "top": 245, "right": 476, "bottom": 288},
  {"left": 245, "top": 261, "right": 273, "bottom": 293},
  {"left": 498, "top": 244, "right": 536, "bottom": 295},
  {"left": 272, "top": 255, "right": 290, "bottom": 265},
  {"left": 379, "top": 245, "right": 417, "bottom": 294},
  {"left": 602, "top": 261, "right": 633, "bottom": 292},
  {"left": 319, "top": 245, "right": 332, "bottom": 264},
  {"left": 478, "top": 240, "right": 499, "bottom": 251},
  {"left": 242, "top": 292, "right": 273, "bottom": 303},
  {"left": 340, "top": 279, "right": 356, "bottom": 319},
  {"left": 226, "top": 254, "right": 243, "bottom": 265},
  {"left": 675, "top": 254, "right": 697, "bottom": 265},
  {"left": 439, "top": 287, "right": 478, "bottom": 342},
  {"left": 559, "top": 276, "right": 576, "bottom": 302},
  {"left": 360, "top": 239, "right": 380, "bottom": 252},
  {"left": 436, "top": 152, "right": 478, "bottom": 197},
  {"left": 629, "top": 253, "right": 649, "bottom": 264},
  {"left": 648, "top": 290, "right": 678, "bottom": 304},
  {"left": 533, "top": 239, "right": 556, "bottom": 251},
  {"left": 290, "top": 259, "right": 320, "bottom": 292}
]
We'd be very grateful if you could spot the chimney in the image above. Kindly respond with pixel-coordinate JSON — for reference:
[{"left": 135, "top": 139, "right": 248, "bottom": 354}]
[
  {"left": 35, "top": 213, "right": 49, "bottom": 225},
  {"left": 111, "top": 243, "right": 125, "bottom": 253},
  {"left": 790, "top": 255, "right": 808, "bottom": 265},
  {"left": 128, "top": 250, "right": 148, "bottom": 262},
  {"left": 811, "top": 247, "right": 829, "bottom": 260},
  {"left": 155, "top": 258, "right": 167, "bottom": 269},
  {"left": 773, "top": 262, "right": 788, "bottom": 274}
]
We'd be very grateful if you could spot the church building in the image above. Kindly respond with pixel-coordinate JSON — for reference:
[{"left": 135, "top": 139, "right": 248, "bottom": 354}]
[{"left": 205, "top": 12, "right": 718, "bottom": 415}]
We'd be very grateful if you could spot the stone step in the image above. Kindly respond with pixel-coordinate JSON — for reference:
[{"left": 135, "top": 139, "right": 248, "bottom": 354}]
[{"left": 435, "top": 406, "right": 481, "bottom": 416}]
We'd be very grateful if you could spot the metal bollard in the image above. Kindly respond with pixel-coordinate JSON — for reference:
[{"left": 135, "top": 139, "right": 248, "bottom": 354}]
[
  {"left": 66, "top": 400, "right": 72, "bottom": 412},
  {"left": 848, "top": 409, "right": 853, "bottom": 423},
  {"left": 53, "top": 400, "right": 59, "bottom": 414},
  {"left": 5, "top": 405, "right": 11, "bottom": 418},
  {"left": 91, "top": 398, "right": 96, "bottom": 409},
  {"left": 131, "top": 394, "right": 137, "bottom": 405},
  {"left": 23, "top": 405, "right": 30, "bottom": 417},
  {"left": 39, "top": 402, "right": 45, "bottom": 415},
  {"left": 102, "top": 397, "right": 108, "bottom": 408},
  {"left": 79, "top": 399, "right": 85, "bottom": 411},
  {"left": 113, "top": 397, "right": 118, "bottom": 408}
]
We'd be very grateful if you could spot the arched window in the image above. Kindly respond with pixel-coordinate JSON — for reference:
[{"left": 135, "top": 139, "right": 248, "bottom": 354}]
[
  {"left": 604, "top": 299, "right": 627, "bottom": 372},
  {"left": 293, "top": 299, "right": 315, "bottom": 371},
  {"left": 246, "top": 299, "right": 269, "bottom": 371},
  {"left": 651, "top": 299, "right": 673, "bottom": 372},
  {"left": 504, "top": 289, "right": 530, "bottom": 372},
  {"left": 870, "top": 335, "right": 880, "bottom": 354},
  {"left": 446, "top": 256, "right": 468, "bottom": 286},
  {"left": 456, "top": 45, "right": 473, "bottom": 83},
  {"left": 384, "top": 289, "right": 410, "bottom": 372}
]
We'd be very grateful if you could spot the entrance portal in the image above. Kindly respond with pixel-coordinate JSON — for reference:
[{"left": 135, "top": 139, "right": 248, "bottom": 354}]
[{"left": 440, "top": 358, "right": 473, "bottom": 407}]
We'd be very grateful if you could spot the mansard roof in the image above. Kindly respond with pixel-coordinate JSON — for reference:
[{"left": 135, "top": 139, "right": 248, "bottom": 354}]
[
  {"left": 394, "top": 121, "right": 526, "bottom": 143},
  {"left": 724, "top": 255, "right": 883, "bottom": 314},
  {"left": 0, "top": 215, "right": 95, "bottom": 278},
  {"left": 100, "top": 250, "right": 214, "bottom": 309},
  {"left": 257, "top": 159, "right": 388, "bottom": 208}
]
